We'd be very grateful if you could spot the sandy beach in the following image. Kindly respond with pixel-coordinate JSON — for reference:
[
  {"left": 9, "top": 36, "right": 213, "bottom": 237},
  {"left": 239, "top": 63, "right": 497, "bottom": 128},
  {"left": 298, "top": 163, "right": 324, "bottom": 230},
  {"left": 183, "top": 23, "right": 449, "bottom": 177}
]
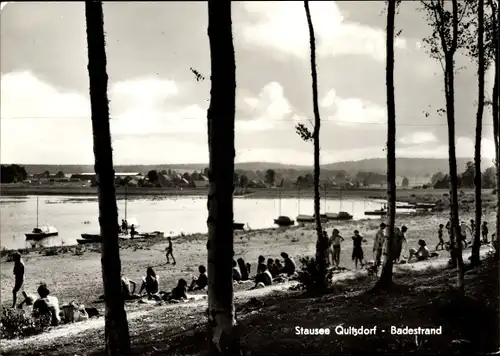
[{"left": 1, "top": 206, "right": 495, "bottom": 313}]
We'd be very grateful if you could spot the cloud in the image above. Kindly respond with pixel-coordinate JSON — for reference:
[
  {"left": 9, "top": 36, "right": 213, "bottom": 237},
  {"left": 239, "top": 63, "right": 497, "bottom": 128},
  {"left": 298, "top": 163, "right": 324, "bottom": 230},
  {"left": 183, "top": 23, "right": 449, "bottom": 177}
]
[
  {"left": 398, "top": 131, "right": 438, "bottom": 145},
  {"left": 237, "top": 1, "right": 407, "bottom": 61},
  {"left": 319, "top": 89, "right": 386, "bottom": 126}
]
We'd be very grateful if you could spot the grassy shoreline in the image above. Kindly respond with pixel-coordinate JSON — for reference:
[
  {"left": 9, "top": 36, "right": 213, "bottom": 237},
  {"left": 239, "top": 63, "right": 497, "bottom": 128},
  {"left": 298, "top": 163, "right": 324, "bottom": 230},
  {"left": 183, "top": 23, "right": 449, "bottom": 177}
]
[{"left": 1, "top": 184, "right": 493, "bottom": 201}]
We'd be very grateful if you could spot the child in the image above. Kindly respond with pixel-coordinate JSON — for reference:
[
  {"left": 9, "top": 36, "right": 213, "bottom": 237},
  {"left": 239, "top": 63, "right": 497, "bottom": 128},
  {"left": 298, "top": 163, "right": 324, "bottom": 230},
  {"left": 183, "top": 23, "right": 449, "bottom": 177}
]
[
  {"left": 165, "top": 236, "right": 176, "bottom": 265},
  {"left": 161, "top": 279, "right": 188, "bottom": 303},
  {"left": 436, "top": 224, "right": 445, "bottom": 251},
  {"left": 408, "top": 240, "right": 430, "bottom": 262},
  {"left": 351, "top": 230, "right": 366, "bottom": 269},
  {"left": 188, "top": 265, "right": 208, "bottom": 291},
  {"left": 330, "top": 229, "right": 344, "bottom": 268},
  {"left": 482, "top": 221, "right": 489, "bottom": 243},
  {"left": 12, "top": 252, "right": 25, "bottom": 308}
]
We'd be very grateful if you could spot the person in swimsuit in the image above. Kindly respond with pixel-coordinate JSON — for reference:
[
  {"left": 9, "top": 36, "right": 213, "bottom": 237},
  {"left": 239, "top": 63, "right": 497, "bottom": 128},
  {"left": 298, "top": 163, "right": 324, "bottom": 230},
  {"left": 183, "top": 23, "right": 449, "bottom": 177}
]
[{"left": 12, "top": 252, "right": 25, "bottom": 308}]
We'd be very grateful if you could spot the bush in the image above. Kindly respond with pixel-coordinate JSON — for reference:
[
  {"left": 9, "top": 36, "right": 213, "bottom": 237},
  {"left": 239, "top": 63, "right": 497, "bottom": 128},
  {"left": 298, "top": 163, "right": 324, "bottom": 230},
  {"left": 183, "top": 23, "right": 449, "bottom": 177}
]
[
  {"left": 0, "top": 308, "right": 50, "bottom": 339},
  {"left": 296, "top": 256, "right": 334, "bottom": 293},
  {"left": 43, "top": 247, "right": 59, "bottom": 256}
]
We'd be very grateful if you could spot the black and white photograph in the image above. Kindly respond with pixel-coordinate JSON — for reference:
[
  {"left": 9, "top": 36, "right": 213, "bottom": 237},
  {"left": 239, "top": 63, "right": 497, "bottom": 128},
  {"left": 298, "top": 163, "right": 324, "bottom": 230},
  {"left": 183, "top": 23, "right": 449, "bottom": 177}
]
[{"left": 0, "top": 1, "right": 499, "bottom": 355}]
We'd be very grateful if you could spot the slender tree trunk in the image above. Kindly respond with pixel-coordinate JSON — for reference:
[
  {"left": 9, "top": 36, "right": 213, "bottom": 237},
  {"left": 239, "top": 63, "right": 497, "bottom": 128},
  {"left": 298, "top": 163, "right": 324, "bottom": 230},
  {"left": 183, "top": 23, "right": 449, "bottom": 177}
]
[
  {"left": 84, "top": 2, "right": 130, "bottom": 354},
  {"left": 489, "top": 0, "right": 500, "bottom": 249},
  {"left": 206, "top": 1, "right": 239, "bottom": 354},
  {"left": 446, "top": 0, "right": 464, "bottom": 294},
  {"left": 379, "top": 0, "right": 397, "bottom": 288},
  {"left": 304, "top": 1, "right": 326, "bottom": 291},
  {"left": 471, "top": 0, "right": 485, "bottom": 267}
]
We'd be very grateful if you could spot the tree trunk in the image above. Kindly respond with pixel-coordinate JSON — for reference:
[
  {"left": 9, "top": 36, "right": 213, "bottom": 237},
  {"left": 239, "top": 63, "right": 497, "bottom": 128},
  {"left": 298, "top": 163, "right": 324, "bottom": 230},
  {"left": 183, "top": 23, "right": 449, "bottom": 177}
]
[
  {"left": 206, "top": 1, "right": 239, "bottom": 354},
  {"left": 471, "top": 0, "right": 485, "bottom": 267},
  {"left": 489, "top": 0, "right": 500, "bottom": 249},
  {"left": 304, "top": 1, "right": 326, "bottom": 291},
  {"left": 84, "top": 2, "right": 130, "bottom": 354},
  {"left": 379, "top": 0, "right": 397, "bottom": 288},
  {"left": 446, "top": 0, "right": 464, "bottom": 294}
]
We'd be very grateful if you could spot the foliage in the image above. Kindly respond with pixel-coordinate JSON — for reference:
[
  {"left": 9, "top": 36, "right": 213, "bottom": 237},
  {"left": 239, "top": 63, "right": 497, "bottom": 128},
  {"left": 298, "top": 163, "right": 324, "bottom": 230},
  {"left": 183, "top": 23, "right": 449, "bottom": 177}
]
[
  {"left": 0, "top": 308, "right": 51, "bottom": 340},
  {"left": 296, "top": 256, "right": 334, "bottom": 293},
  {"left": 147, "top": 170, "right": 159, "bottom": 183},
  {"left": 0, "top": 164, "right": 28, "bottom": 183},
  {"left": 295, "top": 123, "right": 313, "bottom": 142},
  {"left": 264, "top": 169, "right": 276, "bottom": 185}
]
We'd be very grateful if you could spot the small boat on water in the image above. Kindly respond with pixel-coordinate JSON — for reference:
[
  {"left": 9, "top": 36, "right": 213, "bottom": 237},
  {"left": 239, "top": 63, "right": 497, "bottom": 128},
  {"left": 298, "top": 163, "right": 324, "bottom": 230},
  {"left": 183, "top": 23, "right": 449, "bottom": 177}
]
[
  {"left": 364, "top": 209, "right": 387, "bottom": 216},
  {"left": 26, "top": 226, "right": 59, "bottom": 241},
  {"left": 274, "top": 216, "right": 295, "bottom": 227},
  {"left": 77, "top": 237, "right": 100, "bottom": 244},
  {"left": 233, "top": 222, "right": 245, "bottom": 230},
  {"left": 25, "top": 197, "right": 59, "bottom": 241},
  {"left": 326, "top": 211, "right": 353, "bottom": 221},
  {"left": 296, "top": 214, "right": 315, "bottom": 223}
]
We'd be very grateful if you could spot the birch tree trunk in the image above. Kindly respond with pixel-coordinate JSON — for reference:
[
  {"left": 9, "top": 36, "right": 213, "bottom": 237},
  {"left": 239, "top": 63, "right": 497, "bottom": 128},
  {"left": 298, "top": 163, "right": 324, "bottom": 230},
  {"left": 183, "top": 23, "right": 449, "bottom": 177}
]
[
  {"left": 379, "top": 0, "right": 397, "bottom": 288},
  {"left": 206, "top": 0, "right": 239, "bottom": 354},
  {"left": 84, "top": 2, "right": 130, "bottom": 354}
]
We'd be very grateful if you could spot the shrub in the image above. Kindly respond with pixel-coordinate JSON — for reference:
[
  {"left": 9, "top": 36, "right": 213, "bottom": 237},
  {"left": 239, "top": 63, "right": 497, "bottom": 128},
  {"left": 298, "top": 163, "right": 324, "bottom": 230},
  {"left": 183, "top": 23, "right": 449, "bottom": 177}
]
[
  {"left": 296, "top": 256, "right": 334, "bottom": 293},
  {"left": 0, "top": 308, "right": 50, "bottom": 339}
]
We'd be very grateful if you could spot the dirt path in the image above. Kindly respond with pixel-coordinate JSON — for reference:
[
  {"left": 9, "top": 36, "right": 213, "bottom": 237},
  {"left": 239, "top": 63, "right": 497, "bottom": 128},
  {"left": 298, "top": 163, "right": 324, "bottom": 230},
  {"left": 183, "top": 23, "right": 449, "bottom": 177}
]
[{"left": 1, "top": 245, "right": 494, "bottom": 353}]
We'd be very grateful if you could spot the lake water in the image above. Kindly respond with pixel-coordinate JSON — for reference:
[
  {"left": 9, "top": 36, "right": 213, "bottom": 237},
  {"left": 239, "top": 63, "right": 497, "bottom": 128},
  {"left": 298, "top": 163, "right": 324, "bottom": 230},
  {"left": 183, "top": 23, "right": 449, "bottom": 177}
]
[{"left": 0, "top": 195, "right": 392, "bottom": 250}]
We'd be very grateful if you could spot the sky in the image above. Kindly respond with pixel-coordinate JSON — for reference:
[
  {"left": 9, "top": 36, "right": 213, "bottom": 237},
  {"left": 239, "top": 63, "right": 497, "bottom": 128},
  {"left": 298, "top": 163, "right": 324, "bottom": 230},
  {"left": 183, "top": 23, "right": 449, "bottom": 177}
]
[{"left": 0, "top": 1, "right": 496, "bottom": 165}]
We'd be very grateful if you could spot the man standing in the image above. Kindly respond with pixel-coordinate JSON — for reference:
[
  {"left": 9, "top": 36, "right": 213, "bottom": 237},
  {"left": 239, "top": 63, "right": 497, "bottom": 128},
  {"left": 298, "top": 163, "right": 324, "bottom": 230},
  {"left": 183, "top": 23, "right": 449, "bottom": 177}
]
[
  {"left": 373, "top": 222, "right": 387, "bottom": 267},
  {"left": 12, "top": 252, "right": 25, "bottom": 308}
]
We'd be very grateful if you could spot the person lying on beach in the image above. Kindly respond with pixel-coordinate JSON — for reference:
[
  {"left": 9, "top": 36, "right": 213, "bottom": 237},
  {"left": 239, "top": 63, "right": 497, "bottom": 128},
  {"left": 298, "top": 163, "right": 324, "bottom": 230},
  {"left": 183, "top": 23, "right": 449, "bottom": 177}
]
[
  {"left": 237, "top": 258, "right": 249, "bottom": 281},
  {"left": 32, "top": 283, "right": 61, "bottom": 327},
  {"left": 251, "top": 264, "right": 273, "bottom": 290},
  {"left": 188, "top": 265, "right": 208, "bottom": 291},
  {"left": 160, "top": 279, "right": 188, "bottom": 303},
  {"left": 280, "top": 252, "right": 296, "bottom": 276},
  {"left": 60, "top": 301, "right": 89, "bottom": 323},
  {"left": 408, "top": 240, "right": 431, "bottom": 262},
  {"left": 12, "top": 252, "right": 25, "bottom": 309},
  {"left": 232, "top": 260, "right": 242, "bottom": 282},
  {"left": 165, "top": 236, "right": 176, "bottom": 265},
  {"left": 139, "top": 267, "right": 160, "bottom": 300}
]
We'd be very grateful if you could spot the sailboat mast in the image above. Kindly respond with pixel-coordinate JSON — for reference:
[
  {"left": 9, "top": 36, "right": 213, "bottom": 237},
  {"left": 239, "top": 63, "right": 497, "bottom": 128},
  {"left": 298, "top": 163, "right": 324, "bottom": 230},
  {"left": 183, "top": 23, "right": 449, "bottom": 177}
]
[
  {"left": 36, "top": 196, "right": 39, "bottom": 228},
  {"left": 298, "top": 188, "right": 300, "bottom": 214},
  {"left": 125, "top": 185, "right": 128, "bottom": 221}
]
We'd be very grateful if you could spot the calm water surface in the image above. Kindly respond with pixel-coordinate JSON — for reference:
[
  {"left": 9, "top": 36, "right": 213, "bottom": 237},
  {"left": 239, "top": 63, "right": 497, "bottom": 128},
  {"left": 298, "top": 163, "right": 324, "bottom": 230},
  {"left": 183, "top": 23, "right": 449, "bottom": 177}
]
[{"left": 0, "top": 195, "right": 392, "bottom": 250}]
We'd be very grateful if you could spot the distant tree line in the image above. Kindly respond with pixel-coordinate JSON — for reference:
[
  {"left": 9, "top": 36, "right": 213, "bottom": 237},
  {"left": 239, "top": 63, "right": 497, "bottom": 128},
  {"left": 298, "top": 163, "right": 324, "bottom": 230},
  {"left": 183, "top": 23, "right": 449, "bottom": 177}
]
[
  {"left": 430, "top": 161, "right": 496, "bottom": 189},
  {"left": 1, "top": 164, "right": 27, "bottom": 183}
]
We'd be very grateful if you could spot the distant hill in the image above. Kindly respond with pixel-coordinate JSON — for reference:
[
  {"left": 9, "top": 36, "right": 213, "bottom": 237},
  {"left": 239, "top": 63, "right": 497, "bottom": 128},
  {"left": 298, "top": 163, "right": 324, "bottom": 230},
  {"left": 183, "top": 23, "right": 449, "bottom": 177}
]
[{"left": 12, "top": 158, "right": 493, "bottom": 178}]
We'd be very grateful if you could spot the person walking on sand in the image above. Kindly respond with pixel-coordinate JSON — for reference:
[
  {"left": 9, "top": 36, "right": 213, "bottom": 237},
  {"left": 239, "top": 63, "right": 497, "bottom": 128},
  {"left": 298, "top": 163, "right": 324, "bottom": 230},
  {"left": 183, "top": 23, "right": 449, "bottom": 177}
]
[
  {"left": 12, "top": 252, "right": 25, "bottom": 308},
  {"left": 436, "top": 223, "right": 445, "bottom": 251},
  {"left": 330, "top": 229, "right": 344, "bottom": 268},
  {"left": 373, "top": 222, "right": 387, "bottom": 268},
  {"left": 165, "top": 236, "right": 176, "bottom": 265},
  {"left": 351, "top": 230, "right": 366, "bottom": 269}
]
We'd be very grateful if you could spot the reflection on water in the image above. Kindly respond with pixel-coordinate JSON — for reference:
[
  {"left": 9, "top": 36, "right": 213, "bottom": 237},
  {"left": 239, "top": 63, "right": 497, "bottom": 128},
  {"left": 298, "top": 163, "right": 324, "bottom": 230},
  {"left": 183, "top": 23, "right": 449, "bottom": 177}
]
[{"left": 0, "top": 195, "right": 391, "bottom": 250}]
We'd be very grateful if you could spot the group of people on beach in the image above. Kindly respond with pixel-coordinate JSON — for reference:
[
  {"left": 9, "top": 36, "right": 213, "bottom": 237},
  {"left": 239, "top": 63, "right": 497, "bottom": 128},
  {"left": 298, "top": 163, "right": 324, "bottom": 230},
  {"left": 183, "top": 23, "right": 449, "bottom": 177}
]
[{"left": 436, "top": 219, "right": 491, "bottom": 251}]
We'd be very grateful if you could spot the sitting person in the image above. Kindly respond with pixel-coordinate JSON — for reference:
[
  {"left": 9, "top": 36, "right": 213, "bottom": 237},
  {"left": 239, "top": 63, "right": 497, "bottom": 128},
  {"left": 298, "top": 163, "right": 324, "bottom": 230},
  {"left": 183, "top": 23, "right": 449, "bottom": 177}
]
[
  {"left": 99, "top": 276, "right": 141, "bottom": 301},
  {"left": 61, "top": 301, "right": 89, "bottom": 323},
  {"left": 139, "top": 267, "right": 160, "bottom": 299},
  {"left": 32, "top": 283, "right": 61, "bottom": 327},
  {"left": 274, "top": 259, "right": 283, "bottom": 274},
  {"left": 246, "top": 263, "right": 251, "bottom": 276},
  {"left": 408, "top": 240, "right": 431, "bottom": 262},
  {"left": 267, "top": 258, "right": 278, "bottom": 278},
  {"left": 160, "top": 279, "right": 188, "bottom": 303},
  {"left": 188, "top": 265, "right": 208, "bottom": 291},
  {"left": 237, "top": 258, "right": 249, "bottom": 281},
  {"left": 251, "top": 264, "right": 273, "bottom": 290},
  {"left": 281, "top": 252, "right": 296, "bottom": 276},
  {"left": 232, "top": 260, "right": 242, "bottom": 282}
]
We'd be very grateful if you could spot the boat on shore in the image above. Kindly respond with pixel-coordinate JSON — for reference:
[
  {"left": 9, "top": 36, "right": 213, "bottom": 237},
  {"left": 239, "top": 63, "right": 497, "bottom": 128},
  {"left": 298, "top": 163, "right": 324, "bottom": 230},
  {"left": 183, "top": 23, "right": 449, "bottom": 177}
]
[
  {"left": 326, "top": 211, "right": 353, "bottom": 221},
  {"left": 78, "top": 230, "right": 165, "bottom": 244},
  {"left": 364, "top": 209, "right": 387, "bottom": 216},
  {"left": 25, "top": 197, "right": 59, "bottom": 240},
  {"left": 233, "top": 222, "right": 245, "bottom": 230},
  {"left": 274, "top": 216, "right": 295, "bottom": 227},
  {"left": 296, "top": 214, "right": 315, "bottom": 223}
]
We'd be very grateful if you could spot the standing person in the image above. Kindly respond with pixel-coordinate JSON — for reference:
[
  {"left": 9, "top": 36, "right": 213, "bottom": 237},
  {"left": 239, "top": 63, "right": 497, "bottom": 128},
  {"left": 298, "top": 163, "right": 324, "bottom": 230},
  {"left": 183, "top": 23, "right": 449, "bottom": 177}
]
[
  {"left": 470, "top": 219, "right": 476, "bottom": 237},
  {"left": 396, "top": 226, "right": 408, "bottom": 262},
  {"left": 318, "top": 230, "right": 331, "bottom": 266},
  {"left": 436, "top": 224, "right": 445, "bottom": 251},
  {"left": 482, "top": 221, "right": 489, "bottom": 243},
  {"left": 236, "top": 258, "right": 249, "bottom": 281},
  {"left": 460, "top": 221, "right": 472, "bottom": 247},
  {"left": 373, "top": 222, "right": 387, "bottom": 268},
  {"left": 232, "top": 260, "right": 242, "bottom": 282},
  {"left": 130, "top": 224, "right": 137, "bottom": 239},
  {"left": 351, "top": 230, "right": 366, "bottom": 269},
  {"left": 12, "top": 252, "right": 25, "bottom": 308},
  {"left": 165, "top": 236, "right": 176, "bottom": 265},
  {"left": 330, "top": 229, "right": 344, "bottom": 267},
  {"left": 121, "top": 219, "right": 128, "bottom": 234}
]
